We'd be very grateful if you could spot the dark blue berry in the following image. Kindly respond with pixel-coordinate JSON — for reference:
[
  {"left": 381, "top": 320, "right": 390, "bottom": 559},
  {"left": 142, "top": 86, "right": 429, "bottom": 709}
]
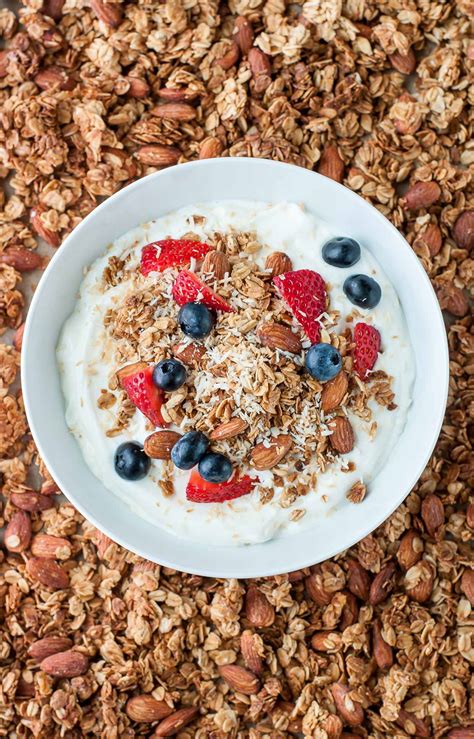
[
  {"left": 343, "top": 274, "right": 382, "bottom": 309},
  {"left": 305, "top": 343, "right": 342, "bottom": 382},
  {"left": 114, "top": 441, "right": 151, "bottom": 481},
  {"left": 153, "top": 358, "right": 186, "bottom": 391},
  {"left": 198, "top": 452, "right": 233, "bottom": 483},
  {"left": 178, "top": 302, "right": 215, "bottom": 339},
  {"left": 322, "top": 237, "right": 361, "bottom": 268},
  {"left": 171, "top": 431, "right": 210, "bottom": 470}
]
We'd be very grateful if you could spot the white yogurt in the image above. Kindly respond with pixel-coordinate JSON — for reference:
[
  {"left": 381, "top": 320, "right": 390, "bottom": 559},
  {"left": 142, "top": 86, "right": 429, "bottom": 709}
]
[{"left": 57, "top": 202, "right": 414, "bottom": 546}]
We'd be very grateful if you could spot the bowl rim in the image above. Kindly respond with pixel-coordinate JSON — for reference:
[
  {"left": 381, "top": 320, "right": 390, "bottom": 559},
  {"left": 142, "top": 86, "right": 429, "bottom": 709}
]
[{"left": 22, "top": 157, "right": 449, "bottom": 577}]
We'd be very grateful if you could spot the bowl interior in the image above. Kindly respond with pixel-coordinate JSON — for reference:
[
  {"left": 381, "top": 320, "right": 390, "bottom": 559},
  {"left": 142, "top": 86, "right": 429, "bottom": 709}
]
[{"left": 22, "top": 158, "right": 448, "bottom": 577}]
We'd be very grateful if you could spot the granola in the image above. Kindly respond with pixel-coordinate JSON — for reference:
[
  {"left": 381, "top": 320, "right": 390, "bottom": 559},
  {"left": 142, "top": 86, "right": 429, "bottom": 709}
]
[{"left": 0, "top": 0, "right": 472, "bottom": 734}]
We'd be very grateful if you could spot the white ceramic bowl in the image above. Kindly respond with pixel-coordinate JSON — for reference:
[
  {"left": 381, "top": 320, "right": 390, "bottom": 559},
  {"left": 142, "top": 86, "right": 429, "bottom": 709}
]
[{"left": 22, "top": 158, "right": 449, "bottom": 577}]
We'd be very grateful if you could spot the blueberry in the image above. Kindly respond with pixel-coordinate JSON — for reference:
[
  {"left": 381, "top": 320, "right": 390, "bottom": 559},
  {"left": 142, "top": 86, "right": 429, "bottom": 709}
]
[
  {"left": 343, "top": 274, "right": 382, "bottom": 309},
  {"left": 178, "top": 302, "right": 215, "bottom": 339},
  {"left": 198, "top": 452, "right": 233, "bottom": 483},
  {"left": 322, "top": 237, "right": 361, "bottom": 268},
  {"left": 171, "top": 431, "right": 210, "bottom": 470},
  {"left": 114, "top": 441, "right": 151, "bottom": 481},
  {"left": 305, "top": 343, "right": 342, "bottom": 382},
  {"left": 153, "top": 358, "right": 186, "bottom": 391}
]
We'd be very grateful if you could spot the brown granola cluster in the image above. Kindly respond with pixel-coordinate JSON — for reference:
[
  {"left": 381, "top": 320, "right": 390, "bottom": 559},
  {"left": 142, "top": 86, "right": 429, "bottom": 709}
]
[{"left": 0, "top": 0, "right": 472, "bottom": 735}]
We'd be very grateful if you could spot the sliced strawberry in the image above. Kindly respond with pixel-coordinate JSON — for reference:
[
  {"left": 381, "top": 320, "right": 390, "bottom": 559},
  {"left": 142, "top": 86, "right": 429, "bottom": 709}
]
[
  {"left": 172, "top": 270, "right": 234, "bottom": 313},
  {"left": 273, "top": 269, "right": 327, "bottom": 343},
  {"left": 118, "top": 362, "right": 168, "bottom": 427},
  {"left": 353, "top": 323, "right": 381, "bottom": 380},
  {"left": 186, "top": 469, "right": 257, "bottom": 503},
  {"left": 140, "top": 239, "right": 210, "bottom": 276}
]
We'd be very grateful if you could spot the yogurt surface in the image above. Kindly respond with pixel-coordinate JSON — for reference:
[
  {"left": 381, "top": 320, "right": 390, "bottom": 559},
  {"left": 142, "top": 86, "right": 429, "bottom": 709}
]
[{"left": 57, "top": 201, "right": 415, "bottom": 545}]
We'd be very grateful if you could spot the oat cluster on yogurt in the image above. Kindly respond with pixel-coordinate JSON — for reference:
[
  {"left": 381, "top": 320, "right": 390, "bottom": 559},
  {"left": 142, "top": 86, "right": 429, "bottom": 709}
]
[{"left": 57, "top": 202, "right": 414, "bottom": 545}]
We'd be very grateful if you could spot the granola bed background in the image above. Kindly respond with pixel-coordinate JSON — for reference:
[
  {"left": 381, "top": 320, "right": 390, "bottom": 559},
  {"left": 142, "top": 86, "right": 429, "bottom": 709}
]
[{"left": 0, "top": 0, "right": 472, "bottom": 735}]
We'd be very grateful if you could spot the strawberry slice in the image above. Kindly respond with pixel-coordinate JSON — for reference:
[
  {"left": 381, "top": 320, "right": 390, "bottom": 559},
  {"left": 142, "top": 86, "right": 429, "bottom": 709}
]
[
  {"left": 353, "top": 323, "right": 381, "bottom": 380},
  {"left": 273, "top": 269, "right": 327, "bottom": 343},
  {"left": 186, "top": 469, "right": 257, "bottom": 503},
  {"left": 140, "top": 239, "right": 210, "bottom": 276},
  {"left": 172, "top": 270, "right": 233, "bottom": 313},
  {"left": 118, "top": 362, "right": 168, "bottom": 427}
]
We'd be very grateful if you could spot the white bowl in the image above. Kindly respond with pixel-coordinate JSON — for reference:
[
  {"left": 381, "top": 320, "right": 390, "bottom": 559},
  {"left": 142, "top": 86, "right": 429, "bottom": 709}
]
[{"left": 22, "top": 158, "right": 448, "bottom": 578}]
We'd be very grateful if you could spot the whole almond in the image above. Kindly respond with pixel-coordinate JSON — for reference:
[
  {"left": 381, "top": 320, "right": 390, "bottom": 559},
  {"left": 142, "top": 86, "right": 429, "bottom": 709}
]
[
  {"left": 219, "top": 665, "right": 260, "bottom": 695},
  {"left": 152, "top": 706, "right": 199, "bottom": 736},
  {"left": 1, "top": 247, "right": 43, "bottom": 272},
  {"left": 251, "top": 434, "right": 293, "bottom": 470},
  {"left": 258, "top": 323, "right": 302, "bottom": 354},
  {"left": 31, "top": 534, "right": 72, "bottom": 560},
  {"left": 397, "top": 529, "right": 423, "bottom": 570},
  {"left": 346, "top": 559, "right": 371, "bottom": 601},
  {"left": 245, "top": 584, "right": 275, "bottom": 627},
  {"left": 233, "top": 16, "right": 254, "bottom": 54},
  {"left": 340, "top": 591, "right": 359, "bottom": 630},
  {"left": 453, "top": 210, "right": 474, "bottom": 251},
  {"left": 4, "top": 511, "right": 32, "bottom": 553},
  {"left": 318, "top": 145, "right": 345, "bottom": 183},
  {"left": 215, "top": 41, "right": 240, "bottom": 70},
  {"left": 421, "top": 493, "right": 444, "bottom": 537},
  {"left": 13, "top": 323, "right": 25, "bottom": 352},
  {"left": 199, "top": 137, "right": 223, "bottom": 160},
  {"left": 311, "top": 631, "right": 342, "bottom": 653},
  {"left": 201, "top": 250, "right": 230, "bottom": 280},
  {"left": 126, "top": 695, "right": 173, "bottom": 722},
  {"left": 136, "top": 145, "right": 180, "bottom": 167},
  {"left": 369, "top": 561, "right": 396, "bottom": 605},
  {"left": 322, "top": 716, "right": 344, "bottom": 739},
  {"left": 396, "top": 709, "right": 430, "bottom": 738},
  {"left": 42, "top": 0, "right": 65, "bottom": 20},
  {"left": 90, "top": 0, "right": 122, "bottom": 27},
  {"left": 388, "top": 48, "right": 416, "bottom": 74},
  {"left": 248, "top": 48, "right": 272, "bottom": 92},
  {"left": 402, "top": 181, "right": 441, "bottom": 210},
  {"left": 41, "top": 650, "right": 89, "bottom": 678},
  {"left": 126, "top": 76, "right": 150, "bottom": 98},
  {"left": 240, "top": 630, "right": 263, "bottom": 675},
  {"left": 331, "top": 683, "right": 364, "bottom": 726},
  {"left": 34, "top": 66, "right": 75, "bottom": 91},
  {"left": 436, "top": 284, "right": 469, "bottom": 317},
  {"left": 172, "top": 342, "right": 206, "bottom": 366},
  {"left": 418, "top": 223, "right": 442, "bottom": 257},
  {"left": 30, "top": 207, "right": 61, "bottom": 247},
  {"left": 329, "top": 416, "right": 354, "bottom": 454},
  {"left": 11, "top": 492, "right": 55, "bottom": 512},
  {"left": 372, "top": 621, "right": 393, "bottom": 669},
  {"left": 144, "top": 430, "right": 181, "bottom": 459},
  {"left": 460, "top": 569, "right": 474, "bottom": 606},
  {"left": 28, "top": 636, "right": 73, "bottom": 661},
  {"left": 157, "top": 87, "right": 199, "bottom": 103},
  {"left": 321, "top": 371, "right": 349, "bottom": 413},
  {"left": 26, "top": 557, "right": 69, "bottom": 590},
  {"left": 210, "top": 417, "right": 248, "bottom": 441},
  {"left": 151, "top": 103, "right": 196, "bottom": 122},
  {"left": 265, "top": 251, "right": 292, "bottom": 277},
  {"left": 118, "top": 362, "right": 148, "bottom": 384},
  {"left": 305, "top": 570, "right": 332, "bottom": 606},
  {"left": 404, "top": 560, "right": 434, "bottom": 603}
]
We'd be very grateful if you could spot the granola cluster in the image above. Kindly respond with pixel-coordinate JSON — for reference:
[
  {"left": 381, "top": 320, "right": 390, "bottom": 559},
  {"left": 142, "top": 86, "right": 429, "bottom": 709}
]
[{"left": 0, "top": 0, "right": 472, "bottom": 735}]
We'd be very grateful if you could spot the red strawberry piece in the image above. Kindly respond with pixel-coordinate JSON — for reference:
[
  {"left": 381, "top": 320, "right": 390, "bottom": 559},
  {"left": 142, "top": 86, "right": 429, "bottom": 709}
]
[
  {"left": 140, "top": 239, "right": 210, "bottom": 276},
  {"left": 172, "top": 270, "right": 234, "bottom": 313},
  {"left": 353, "top": 322, "right": 381, "bottom": 380},
  {"left": 273, "top": 269, "right": 327, "bottom": 343},
  {"left": 118, "top": 362, "right": 168, "bottom": 427},
  {"left": 186, "top": 469, "right": 257, "bottom": 503}
]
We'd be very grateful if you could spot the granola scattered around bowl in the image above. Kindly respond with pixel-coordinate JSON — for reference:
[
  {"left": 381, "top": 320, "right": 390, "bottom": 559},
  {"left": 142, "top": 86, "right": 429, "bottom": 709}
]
[{"left": 57, "top": 202, "right": 414, "bottom": 545}]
